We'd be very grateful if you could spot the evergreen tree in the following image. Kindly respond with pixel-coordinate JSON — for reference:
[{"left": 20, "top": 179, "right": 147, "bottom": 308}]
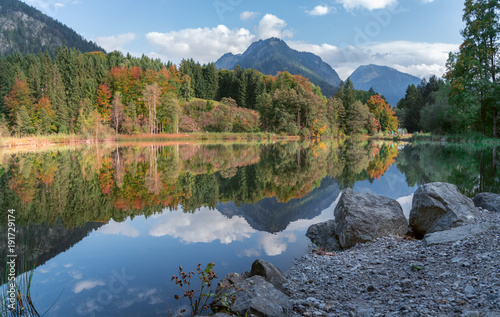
[
  {"left": 446, "top": 0, "right": 500, "bottom": 136},
  {"left": 14, "top": 105, "right": 33, "bottom": 136}
]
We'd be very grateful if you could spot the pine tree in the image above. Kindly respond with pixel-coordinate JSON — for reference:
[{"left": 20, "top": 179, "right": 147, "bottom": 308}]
[{"left": 446, "top": 0, "right": 500, "bottom": 136}]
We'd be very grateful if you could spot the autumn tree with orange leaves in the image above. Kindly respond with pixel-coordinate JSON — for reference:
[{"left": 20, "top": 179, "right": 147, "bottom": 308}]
[{"left": 366, "top": 95, "right": 399, "bottom": 133}]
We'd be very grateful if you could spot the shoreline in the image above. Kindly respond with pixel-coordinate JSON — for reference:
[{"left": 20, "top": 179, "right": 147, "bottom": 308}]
[
  {"left": 0, "top": 132, "right": 302, "bottom": 149},
  {"left": 284, "top": 208, "right": 500, "bottom": 317}
]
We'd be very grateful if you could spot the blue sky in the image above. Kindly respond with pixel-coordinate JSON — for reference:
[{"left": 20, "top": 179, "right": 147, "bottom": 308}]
[{"left": 22, "top": 0, "right": 464, "bottom": 79}]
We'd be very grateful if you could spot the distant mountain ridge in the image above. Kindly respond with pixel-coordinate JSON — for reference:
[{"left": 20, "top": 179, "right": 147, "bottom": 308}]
[
  {"left": 349, "top": 64, "right": 421, "bottom": 106},
  {"left": 215, "top": 38, "right": 342, "bottom": 97},
  {"left": 0, "top": 0, "right": 104, "bottom": 56}
]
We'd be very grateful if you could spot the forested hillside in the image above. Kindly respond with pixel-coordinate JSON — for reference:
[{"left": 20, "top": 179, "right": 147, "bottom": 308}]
[
  {"left": 0, "top": 48, "right": 399, "bottom": 138},
  {"left": 0, "top": 0, "right": 103, "bottom": 57}
]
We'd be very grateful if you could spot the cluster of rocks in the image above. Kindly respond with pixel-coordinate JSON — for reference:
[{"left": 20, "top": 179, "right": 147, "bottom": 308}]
[{"left": 214, "top": 183, "right": 500, "bottom": 317}]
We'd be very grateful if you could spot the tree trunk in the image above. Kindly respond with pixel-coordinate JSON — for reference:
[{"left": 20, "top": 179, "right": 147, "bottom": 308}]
[
  {"left": 493, "top": 109, "right": 498, "bottom": 138},
  {"left": 481, "top": 99, "right": 486, "bottom": 135}
]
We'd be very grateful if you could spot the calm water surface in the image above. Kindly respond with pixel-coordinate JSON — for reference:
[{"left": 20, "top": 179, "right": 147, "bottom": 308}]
[{"left": 0, "top": 140, "right": 498, "bottom": 316}]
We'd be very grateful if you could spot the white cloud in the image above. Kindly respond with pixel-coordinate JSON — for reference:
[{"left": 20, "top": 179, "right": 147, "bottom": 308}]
[
  {"left": 240, "top": 11, "right": 260, "bottom": 20},
  {"left": 146, "top": 14, "right": 293, "bottom": 64},
  {"left": 257, "top": 14, "right": 293, "bottom": 40},
  {"left": 73, "top": 280, "right": 105, "bottom": 293},
  {"left": 337, "top": 0, "right": 398, "bottom": 11},
  {"left": 54, "top": 2, "right": 65, "bottom": 7},
  {"left": 95, "top": 33, "right": 137, "bottom": 52},
  {"left": 287, "top": 40, "right": 459, "bottom": 80},
  {"left": 99, "top": 219, "right": 140, "bottom": 237},
  {"left": 148, "top": 207, "right": 256, "bottom": 244},
  {"left": 146, "top": 25, "right": 255, "bottom": 64},
  {"left": 307, "top": 5, "right": 333, "bottom": 16}
]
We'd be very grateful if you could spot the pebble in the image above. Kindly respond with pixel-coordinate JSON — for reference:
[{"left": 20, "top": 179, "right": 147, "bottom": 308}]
[{"left": 285, "top": 208, "right": 500, "bottom": 317}]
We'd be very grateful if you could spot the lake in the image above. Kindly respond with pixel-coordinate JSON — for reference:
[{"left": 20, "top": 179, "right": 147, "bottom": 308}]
[{"left": 0, "top": 139, "right": 498, "bottom": 316}]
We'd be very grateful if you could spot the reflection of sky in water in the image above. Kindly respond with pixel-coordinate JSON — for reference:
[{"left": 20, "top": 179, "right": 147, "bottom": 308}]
[
  {"left": 354, "top": 165, "right": 417, "bottom": 218},
  {"left": 25, "top": 166, "right": 417, "bottom": 316}
]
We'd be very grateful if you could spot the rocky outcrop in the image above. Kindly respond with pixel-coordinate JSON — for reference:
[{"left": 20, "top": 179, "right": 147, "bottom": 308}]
[
  {"left": 409, "top": 182, "right": 476, "bottom": 235},
  {"left": 214, "top": 260, "right": 291, "bottom": 317},
  {"left": 423, "top": 222, "right": 498, "bottom": 246},
  {"left": 305, "top": 220, "right": 341, "bottom": 252},
  {"left": 473, "top": 192, "right": 500, "bottom": 213},
  {"left": 334, "top": 188, "right": 408, "bottom": 249},
  {"left": 226, "top": 276, "right": 291, "bottom": 317},
  {"left": 250, "top": 259, "right": 286, "bottom": 293}
]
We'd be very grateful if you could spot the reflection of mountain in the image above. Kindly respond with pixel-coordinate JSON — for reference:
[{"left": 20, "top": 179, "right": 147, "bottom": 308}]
[
  {"left": 0, "top": 220, "right": 104, "bottom": 280},
  {"left": 354, "top": 165, "right": 416, "bottom": 200},
  {"left": 217, "top": 177, "right": 340, "bottom": 233}
]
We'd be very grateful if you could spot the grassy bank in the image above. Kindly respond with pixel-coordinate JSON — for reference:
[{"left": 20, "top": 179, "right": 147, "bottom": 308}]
[
  {"left": 0, "top": 134, "right": 116, "bottom": 148},
  {"left": 117, "top": 132, "right": 300, "bottom": 142},
  {"left": 0, "top": 132, "right": 301, "bottom": 149}
]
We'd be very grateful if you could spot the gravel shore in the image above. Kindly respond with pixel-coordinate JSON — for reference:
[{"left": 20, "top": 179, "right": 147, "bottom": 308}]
[{"left": 284, "top": 208, "right": 500, "bottom": 317}]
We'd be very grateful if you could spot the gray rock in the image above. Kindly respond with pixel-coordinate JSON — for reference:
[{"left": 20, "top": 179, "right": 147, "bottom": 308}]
[
  {"left": 223, "top": 275, "right": 291, "bottom": 317},
  {"left": 409, "top": 182, "right": 476, "bottom": 235},
  {"left": 334, "top": 188, "right": 408, "bottom": 249},
  {"left": 423, "top": 223, "right": 498, "bottom": 246},
  {"left": 306, "top": 220, "right": 341, "bottom": 252},
  {"left": 217, "top": 272, "right": 248, "bottom": 291},
  {"left": 473, "top": 192, "right": 500, "bottom": 212},
  {"left": 250, "top": 259, "right": 286, "bottom": 293}
]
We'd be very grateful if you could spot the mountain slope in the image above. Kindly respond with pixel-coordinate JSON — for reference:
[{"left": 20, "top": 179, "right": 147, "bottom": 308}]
[
  {"left": 349, "top": 64, "right": 421, "bottom": 106},
  {"left": 215, "top": 38, "right": 341, "bottom": 97},
  {"left": 0, "top": 0, "right": 104, "bottom": 57}
]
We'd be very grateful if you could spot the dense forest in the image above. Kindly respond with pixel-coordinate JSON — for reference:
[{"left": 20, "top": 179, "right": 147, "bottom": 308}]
[
  {"left": 0, "top": 49, "right": 399, "bottom": 138},
  {"left": 397, "top": 0, "right": 500, "bottom": 137}
]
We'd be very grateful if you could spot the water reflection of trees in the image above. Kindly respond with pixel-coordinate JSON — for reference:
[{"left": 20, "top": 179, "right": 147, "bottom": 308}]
[
  {"left": 0, "top": 140, "right": 402, "bottom": 228},
  {"left": 395, "top": 144, "right": 499, "bottom": 197}
]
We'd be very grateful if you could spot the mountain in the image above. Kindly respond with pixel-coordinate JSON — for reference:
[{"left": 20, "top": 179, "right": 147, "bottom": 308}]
[
  {"left": 349, "top": 64, "right": 422, "bottom": 107},
  {"left": 0, "top": 0, "right": 104, "bottom": 57},
  {"left": 215, "top": 37, "right": 342, "bottom": 97}
]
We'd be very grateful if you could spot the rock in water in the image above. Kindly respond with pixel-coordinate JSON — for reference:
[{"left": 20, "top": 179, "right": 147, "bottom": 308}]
[
  {"left": 334, "top": 188, "right": 408, "bottom": 249},
  {"left": 410, "top": 182, "right": 476, "bottom": 235},
  {"left": 306, "top": 220, "right": 341, "bottom": 252},
  {"left": 250, "top": 259, "right": 286, "bottom": 292},
  {"left": 473, "top": 192, "right": 500, "bottom": 213}
]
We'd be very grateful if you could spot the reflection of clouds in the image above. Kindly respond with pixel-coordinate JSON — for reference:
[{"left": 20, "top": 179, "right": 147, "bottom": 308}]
[
  {"left": 73, "top": 280, "right": 105, "bottom": 293},
  {"left": 239, "top": 248, "right": 261, "bottom": 258},
  {"left": 68, "top": 270, "right": 83, "bottom": 280},
  {"left": 99, "top": 220, "right": 140, "bottom": 237},
  {"left": 118, "top": 288, "right": 161, "bottom": 309},
  {"left": 259, "top": 232, "right": 297, "bottom": 256},
  {"left": 397, "top": 194, "right": 414, "bottom": 219},
  {"left": 149, "top": 207, "right": 255, "bottom": 244},
  {"left": 64, "top": 263, "right": 73, "bottom": 268},
  {"left": 241, "top": 195, "right": 341, "bottom": 257}
]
